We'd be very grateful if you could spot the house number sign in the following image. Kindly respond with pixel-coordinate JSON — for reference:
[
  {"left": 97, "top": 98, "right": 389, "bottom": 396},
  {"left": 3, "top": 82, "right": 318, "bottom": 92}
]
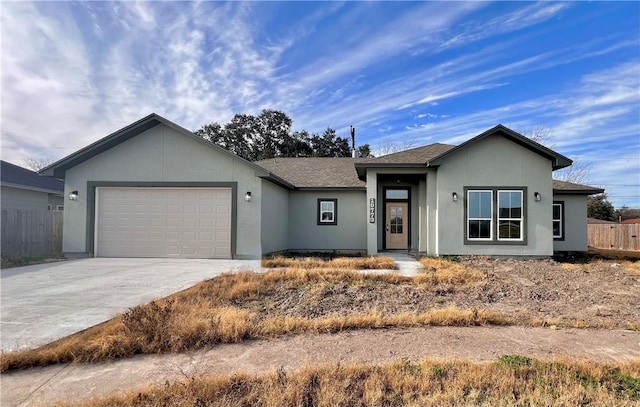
[{"left": 369, "top": 198, "right": 375, "bottom": 223}]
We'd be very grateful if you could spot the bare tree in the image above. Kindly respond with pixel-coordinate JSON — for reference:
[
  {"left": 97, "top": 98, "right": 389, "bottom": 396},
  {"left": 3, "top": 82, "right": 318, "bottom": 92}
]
[
  {"left": 23, "top": 156, "right": 55, "bottom": 171},
  {"left": 553, "top": 160, "right": 592, "bottom": 184},
  {"left": 523, "top": 125, "right": 592, "bottom": 184},
  {"left": 374, "top": 138, "right": 418, "bottom": 156}
]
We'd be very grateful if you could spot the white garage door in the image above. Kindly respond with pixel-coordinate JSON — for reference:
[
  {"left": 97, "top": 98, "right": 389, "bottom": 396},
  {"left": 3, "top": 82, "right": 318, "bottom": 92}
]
[{"left": 96, "top": 187, "right": 232, "bottom": 258}]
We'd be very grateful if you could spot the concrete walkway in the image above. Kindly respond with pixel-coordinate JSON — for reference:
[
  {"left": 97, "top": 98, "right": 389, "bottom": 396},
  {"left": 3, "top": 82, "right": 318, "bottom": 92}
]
[
  {"left": 1, "top": 258, "right": 261, "bottom": 351},
  {"left": 376, "top": 251, "right": 424, "bottom": 276},
  {"left": 3, "top": 326, "right": 638, "bottom": 407}
]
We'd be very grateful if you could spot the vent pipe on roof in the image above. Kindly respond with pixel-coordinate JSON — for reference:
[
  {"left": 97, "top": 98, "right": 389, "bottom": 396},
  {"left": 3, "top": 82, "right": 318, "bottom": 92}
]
[{"left": 350, "top": 125, "right": 356, "bottom": 158}]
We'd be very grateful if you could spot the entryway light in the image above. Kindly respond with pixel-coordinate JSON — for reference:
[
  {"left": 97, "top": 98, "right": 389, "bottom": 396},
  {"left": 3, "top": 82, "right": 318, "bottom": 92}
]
[
  {"left": 69, "top": 190, "right": 78, "bottom": 201},
  {"left": 534, "top": 192, "right": 541, "bottom": 202},
  {"left": 244, "top": 191, "right": 252, "bottom": 202},
  {"left": 452, "top": 192, "right": 458, "bottom": 202}
]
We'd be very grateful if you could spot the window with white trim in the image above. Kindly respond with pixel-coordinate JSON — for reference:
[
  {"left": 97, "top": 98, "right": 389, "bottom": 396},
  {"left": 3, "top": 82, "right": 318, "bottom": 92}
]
[
  {"left": 467, "top": 190, "right": 493, "bottom": 240},
  {"left": 317, "top": 199, "right": 337, "bottom": 225},
  {"left": 498, "top": 190, "right": 523, "bottom": 241},
  {"left": 465, "top": 187, "right": 527, "bottom": 244},
  {"left": 553, "top": 202, "right": 564, "bottom": 239}
]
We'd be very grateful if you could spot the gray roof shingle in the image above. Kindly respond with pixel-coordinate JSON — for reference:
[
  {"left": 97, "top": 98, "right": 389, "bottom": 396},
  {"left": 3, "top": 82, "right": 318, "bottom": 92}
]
[
  {"left": 257, "top": 157, "right": 366, "bottom": 188},
  {"left": 552, "top": 180, "right": 604, "bottom": 195},
  {"left": 362, "top": 143, "right": 456, "bottom": 164},
  {"left": 1, "top": 161, "right": 64, "bottom": 193}
]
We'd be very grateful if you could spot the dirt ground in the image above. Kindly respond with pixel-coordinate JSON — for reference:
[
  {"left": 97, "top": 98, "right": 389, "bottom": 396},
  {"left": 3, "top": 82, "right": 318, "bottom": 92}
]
[{"left": 244, "top": 258, "right": 640, "bottom": 329}]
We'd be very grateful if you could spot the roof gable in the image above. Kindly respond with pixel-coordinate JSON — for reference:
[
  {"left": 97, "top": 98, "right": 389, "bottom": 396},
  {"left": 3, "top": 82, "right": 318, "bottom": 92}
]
[
  {"left": 427, "top": 124, "right": 572, "bottom": 170},
  {"left": 39, "top": 113, "right": 292, "bottom": 187},
  {"left": 1, "top": 160, "right": 63, "bottom": 194}
]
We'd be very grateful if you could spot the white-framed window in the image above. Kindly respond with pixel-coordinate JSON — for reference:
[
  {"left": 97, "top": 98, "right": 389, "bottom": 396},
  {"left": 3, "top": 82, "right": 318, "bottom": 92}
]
[
  {"left": 317, "top": 199, "right": 337, "bottom": 225},
  {"left": 498, "top": 190, "right": 523, "bottom": 241},
  {"left": 56, "top": 205, "right": 64, "bottom": 211},
  {"left": 467, "top": 190, "right": 493, "bottom": 241},
  {"left": 553, "top": 201, "right": 564, "bottom": 240},
  {"left": 465, "top": 187, "right": 527, "bottom": 245}
]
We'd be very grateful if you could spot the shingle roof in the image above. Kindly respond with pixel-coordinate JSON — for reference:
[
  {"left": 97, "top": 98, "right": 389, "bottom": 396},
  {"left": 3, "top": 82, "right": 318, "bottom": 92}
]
[
  {"left": 552, "top": 180, "right": 604, "bottom": 195},
  {"left": 362, "top": 143, "right": 456, "bottom": 164},
  {"left": 621, "top": 218, "right": 640, "bottom": 224},
  {"left": 1, "top": 160, "right": 64, "bottom": 193},
  {"left": 257, "top": 157, "right": 366, "bottom": 188},
  {"left": 587, "top": 217, "right": 617, "bottom": 224}
]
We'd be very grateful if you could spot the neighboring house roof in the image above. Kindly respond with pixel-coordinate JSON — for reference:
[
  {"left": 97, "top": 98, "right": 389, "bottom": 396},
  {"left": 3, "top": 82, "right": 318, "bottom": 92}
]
[
  {"left": 621, "top": 218, "right": 640, "bottom": 224},
  {"left": 1, "top": 160, "right": 64, "bottom": 194},
  {"left": 587, "top": 218, "right": 617, "bottom": 224},
  {"left": 38, "top": 113, "right": 294, "bottom": 189},
  {"left": 257, "top": 158, "right": 366, "bottom": 189},
  {"left": 552, "top": 180, "right": 604, "bottom": 195}
]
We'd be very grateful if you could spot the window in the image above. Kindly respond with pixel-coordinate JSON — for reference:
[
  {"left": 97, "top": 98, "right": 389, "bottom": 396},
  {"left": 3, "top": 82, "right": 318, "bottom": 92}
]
[
  {"left": 467, "top": 190, "right": 493, "bottom": 240},
  {"left": 465, "top": 187, "right": 527, "bottom": 245},
  {"left": 317, "top": 199, "right": 337, "bottom": 225},
  {"left": 386, "top": 189, "right": 409, "bottom": 200},
  {"left": 56, "top": 205, "right": 64, "bottom": 211},
  {"left": 47, "top": 204, "right": 52, "bottom": 211},
  {"left": 498, "top": 190, "right": 523, "bottom": 241},
  {"left": 553, "top": 201, "right": 564, "bottom": 240}
]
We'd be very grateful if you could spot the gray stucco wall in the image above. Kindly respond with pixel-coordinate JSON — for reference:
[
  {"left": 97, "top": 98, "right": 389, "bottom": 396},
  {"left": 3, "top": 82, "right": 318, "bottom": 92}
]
[
  {"left": 553, "top": 194, "right": 588, "bottom": 252},
  {"left": 62, "top": 123, "right": 263, "bottom": 259},
  {"left": 288, "top": 190, "right": 366, "bottom": 252},
  {"left": 436, "top": 134, "right": 554, "bottom": 256},
  {"left": 1, "top": 186, "right": 50, "bottom": 212},
  {"left": 261, "top": 180, "right": 289, "bottom": 254}
]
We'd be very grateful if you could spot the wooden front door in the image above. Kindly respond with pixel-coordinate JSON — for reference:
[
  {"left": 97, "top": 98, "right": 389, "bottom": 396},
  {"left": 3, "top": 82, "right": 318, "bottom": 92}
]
[{"left": 385, "top": 202, "right": 408, "bottom": 249}]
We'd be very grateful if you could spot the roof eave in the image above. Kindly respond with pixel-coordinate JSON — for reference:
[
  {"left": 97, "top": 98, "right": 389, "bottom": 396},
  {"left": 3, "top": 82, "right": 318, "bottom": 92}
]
[
  {"left": 0, "top": 182, "right": 64, "bottom": 195},
  {"left": 355, "top": 163, "right": 428, "bottom": 179},
  {"left": 553, "top": 188, "right": 604, "bottom": 195}
]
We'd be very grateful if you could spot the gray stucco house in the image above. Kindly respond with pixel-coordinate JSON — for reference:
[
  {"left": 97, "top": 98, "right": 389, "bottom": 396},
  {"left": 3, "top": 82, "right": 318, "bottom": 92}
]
[
  {"left": 40, "top": 113, "right": 603, "bottom": 259},
  {"left": 1, "top": 160, "right": 64, "bottom": 212}
]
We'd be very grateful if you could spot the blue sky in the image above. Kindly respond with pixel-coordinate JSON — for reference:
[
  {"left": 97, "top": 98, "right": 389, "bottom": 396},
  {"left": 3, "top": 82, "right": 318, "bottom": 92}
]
[{"left": 1, "top": 1, "right": 639, "bottom": 208}]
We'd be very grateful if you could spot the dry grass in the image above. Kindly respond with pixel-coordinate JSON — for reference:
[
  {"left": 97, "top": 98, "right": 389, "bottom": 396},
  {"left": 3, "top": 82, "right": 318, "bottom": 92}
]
[
  {"left": 59, "top": 357, "right": 640, "bottom": 406},
  {"left": 262, "top": 255, "right": 396, "bottom": 269},
  {"left": 418, "top": 257, "right": 486, "bottom": 285},
  {"left": 0, "top": 266, "right": 500, "bottom": 372}
]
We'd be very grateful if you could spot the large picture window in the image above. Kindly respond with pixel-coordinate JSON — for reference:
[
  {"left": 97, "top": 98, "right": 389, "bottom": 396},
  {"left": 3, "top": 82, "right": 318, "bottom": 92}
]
[
  {"left": 465, "top": 187, "right": 527, "bottom": 245},
  {"left": 317, "top": 199, "right": 337, "bottom": 225},
  {"left": 553, "top": 201, "right": 564, "bottom": 240}
]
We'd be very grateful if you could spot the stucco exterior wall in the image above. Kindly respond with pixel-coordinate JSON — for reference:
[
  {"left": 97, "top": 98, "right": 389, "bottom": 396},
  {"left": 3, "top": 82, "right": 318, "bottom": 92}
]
[
  {"left": 553, "top": 194, "right": 588, "bottom": 252},
  {"left": 63, "top": 123, "right": 263, "bottom": 259},
  {"left": 1, "top": 186, "right": 50, "bottom": 212},
  {"left": 436, "top": 134, "right": 554, "bottom": 256},
  {"left": 261, "top": 180, "right": 289, "bottom": 254},
  {"left": 288, "top": 190, "right": 366, "bottom": 252}
]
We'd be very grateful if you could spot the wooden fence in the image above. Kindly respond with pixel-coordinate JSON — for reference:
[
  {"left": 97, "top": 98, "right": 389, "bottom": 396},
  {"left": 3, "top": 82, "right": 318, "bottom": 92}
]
[
  {"left": 588, "top": 223, "right": 640, "bottom": 251},
  {"left": 1, "top": 209, "right": 63, "bottom": 257}
]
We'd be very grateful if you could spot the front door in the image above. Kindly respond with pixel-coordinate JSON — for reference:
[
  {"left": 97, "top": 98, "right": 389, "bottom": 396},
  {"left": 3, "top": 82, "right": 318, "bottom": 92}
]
[{"left": 385, "top": 202, "right": 408, "bottom": 249}]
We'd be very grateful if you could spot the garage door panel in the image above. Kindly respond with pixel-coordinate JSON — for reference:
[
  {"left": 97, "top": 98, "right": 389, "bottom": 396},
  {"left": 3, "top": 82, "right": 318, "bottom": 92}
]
[{"left": 97, "top": 187, "right": 232, "bottom": 259}]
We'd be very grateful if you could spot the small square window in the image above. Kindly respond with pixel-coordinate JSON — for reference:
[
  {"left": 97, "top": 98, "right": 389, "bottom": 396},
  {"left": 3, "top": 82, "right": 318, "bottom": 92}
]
[
  {"left": 56, "top": 205, "right": 64, "bottom": 211},
  {"left": 317, "top": 199, "right": 337, "bottom": 225}
]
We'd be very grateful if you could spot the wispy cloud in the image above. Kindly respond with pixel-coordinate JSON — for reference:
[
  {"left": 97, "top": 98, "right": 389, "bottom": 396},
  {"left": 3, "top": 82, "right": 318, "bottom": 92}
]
[{"left": 1, "top": 2, "right": 638, "bottom": 205}]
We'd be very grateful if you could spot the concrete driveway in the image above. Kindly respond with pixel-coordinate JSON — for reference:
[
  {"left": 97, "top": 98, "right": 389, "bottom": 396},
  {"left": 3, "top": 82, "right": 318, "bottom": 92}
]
[{"left": 0, "top": 258, "right": 261, "bottom": 351}]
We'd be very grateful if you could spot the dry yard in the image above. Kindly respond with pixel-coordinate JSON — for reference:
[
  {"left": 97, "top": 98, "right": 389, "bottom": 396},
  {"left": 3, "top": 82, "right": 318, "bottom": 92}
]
[{"left": 2, "top": 256, "right": 639, "bottom": 406}]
